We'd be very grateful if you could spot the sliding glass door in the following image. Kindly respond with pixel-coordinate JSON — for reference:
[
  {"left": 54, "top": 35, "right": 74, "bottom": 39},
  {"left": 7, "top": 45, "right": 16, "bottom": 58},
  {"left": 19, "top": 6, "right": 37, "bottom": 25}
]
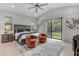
[
  {"left": 47, "top": 20, "right": 52, "bottom": 38},
  {"left": 47, "top": 18, "right": 62, "bottom": 39}
]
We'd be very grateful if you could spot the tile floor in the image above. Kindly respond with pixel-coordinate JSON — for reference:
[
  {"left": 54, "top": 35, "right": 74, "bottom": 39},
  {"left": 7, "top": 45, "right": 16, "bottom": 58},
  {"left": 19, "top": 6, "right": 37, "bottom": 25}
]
[
  {"left": 60, "top": 41, "right": 74, "bottom": 56},
  {"left": 0, "top": 40, "right": 74, "bottom": 56}
]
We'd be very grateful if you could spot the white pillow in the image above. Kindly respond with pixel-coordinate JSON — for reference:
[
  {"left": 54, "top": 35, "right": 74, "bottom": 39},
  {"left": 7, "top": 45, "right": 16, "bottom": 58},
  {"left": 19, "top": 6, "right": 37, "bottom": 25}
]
[{"left": 15, "top": 31, "right": 29, "bottom": 39}]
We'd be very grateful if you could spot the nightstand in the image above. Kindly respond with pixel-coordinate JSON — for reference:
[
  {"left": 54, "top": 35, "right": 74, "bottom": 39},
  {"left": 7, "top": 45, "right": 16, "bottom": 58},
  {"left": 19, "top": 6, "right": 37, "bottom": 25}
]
[{"left": 1, "top": 34, "right": 14, "bottom": 43}]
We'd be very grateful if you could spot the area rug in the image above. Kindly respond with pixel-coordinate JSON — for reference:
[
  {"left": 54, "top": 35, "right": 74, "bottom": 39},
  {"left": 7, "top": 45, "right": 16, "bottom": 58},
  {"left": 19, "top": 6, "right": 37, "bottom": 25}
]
[{"left": 18, "top": 38, "right": 64, "bottom": 56}]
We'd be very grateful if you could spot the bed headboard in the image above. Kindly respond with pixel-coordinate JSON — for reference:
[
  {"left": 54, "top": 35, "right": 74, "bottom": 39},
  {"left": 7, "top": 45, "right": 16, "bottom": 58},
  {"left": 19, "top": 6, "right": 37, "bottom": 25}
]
[{"left": 14, "top": 24, "right": 30, "bottom": 33}]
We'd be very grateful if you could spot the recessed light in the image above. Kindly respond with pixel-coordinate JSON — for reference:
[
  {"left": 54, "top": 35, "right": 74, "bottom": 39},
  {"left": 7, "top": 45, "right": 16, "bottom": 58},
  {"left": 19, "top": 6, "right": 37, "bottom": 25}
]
[
  {"left": 11, "top": 4, "right": 15, "bottom": 8},
  {"left": 35, "top": 13, "right": 38, "bottom": 16}
]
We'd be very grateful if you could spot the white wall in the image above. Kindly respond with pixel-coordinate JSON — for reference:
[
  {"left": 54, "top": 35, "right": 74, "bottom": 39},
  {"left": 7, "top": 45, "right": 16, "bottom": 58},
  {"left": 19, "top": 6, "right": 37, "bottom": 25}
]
[
  {"left": 39, "top": 5, "right": 79, "bottom": 43},
  {"left": 39, "top": 20, "right": 48, "bottom": 34},
  {"left": 0, "top": 10, "right": 35, "bottom": 43}
]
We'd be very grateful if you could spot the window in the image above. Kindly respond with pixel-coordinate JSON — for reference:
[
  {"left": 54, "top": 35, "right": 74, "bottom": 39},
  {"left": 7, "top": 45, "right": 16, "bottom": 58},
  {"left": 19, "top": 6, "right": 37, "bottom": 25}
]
[{"left": 47, "top": 18, "right": 62, "bottom": 39}]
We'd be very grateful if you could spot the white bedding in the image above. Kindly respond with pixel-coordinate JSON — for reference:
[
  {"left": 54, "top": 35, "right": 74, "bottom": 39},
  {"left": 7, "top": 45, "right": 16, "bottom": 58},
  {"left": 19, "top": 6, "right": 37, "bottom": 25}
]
[
  {"left": 15, "top": 31, "right": 30, "bottom": 39},
  {"left": 15, "top": 32, "right": 39, "bottom": 43}
]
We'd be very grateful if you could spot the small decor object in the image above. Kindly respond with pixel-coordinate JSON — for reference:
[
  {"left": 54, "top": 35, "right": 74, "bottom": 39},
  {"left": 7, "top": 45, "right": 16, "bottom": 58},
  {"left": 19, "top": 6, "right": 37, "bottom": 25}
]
[
  {"left": 39, "top": 33, "right": 47, "bottom": 43},
  {"left": 1, "top": 34, "right": 14, "bottom": 43},
  {"left": 26, "top": 35, "right": 37, "bottom": 48}
]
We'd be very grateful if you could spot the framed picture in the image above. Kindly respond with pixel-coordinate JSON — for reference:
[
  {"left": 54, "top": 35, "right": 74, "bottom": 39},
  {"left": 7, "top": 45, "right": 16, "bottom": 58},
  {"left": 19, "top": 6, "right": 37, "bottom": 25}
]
[
  {"left": 5, "top": 16, "right": 12, "bottom": 32},
  {"left": 5, "top": 23, "right": 12, "bottom": 31}
]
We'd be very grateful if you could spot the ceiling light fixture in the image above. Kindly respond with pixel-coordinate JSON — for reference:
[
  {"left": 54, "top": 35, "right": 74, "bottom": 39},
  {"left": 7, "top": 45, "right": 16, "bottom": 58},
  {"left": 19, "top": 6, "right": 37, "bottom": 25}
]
[
  {"left": 35, "top": 13, "right": 38, "bottom": 16},
  {"left": 28, "top": 3, "right": 48, "bottom": 13},
  {"left": 11, "top": 4, "right": 15, "bottom": 8}
]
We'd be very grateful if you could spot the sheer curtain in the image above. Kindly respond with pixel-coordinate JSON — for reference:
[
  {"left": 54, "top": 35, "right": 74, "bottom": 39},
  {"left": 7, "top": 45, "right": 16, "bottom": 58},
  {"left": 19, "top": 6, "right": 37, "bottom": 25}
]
[{"left": 39, "top": 20, "right": 48, "bottom": 34}]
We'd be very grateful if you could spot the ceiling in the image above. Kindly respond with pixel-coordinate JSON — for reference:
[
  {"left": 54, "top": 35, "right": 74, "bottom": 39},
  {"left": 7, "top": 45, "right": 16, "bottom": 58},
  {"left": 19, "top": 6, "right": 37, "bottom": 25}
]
[{"left": 0, "top": 3, "right": 78, "bottom": 18}]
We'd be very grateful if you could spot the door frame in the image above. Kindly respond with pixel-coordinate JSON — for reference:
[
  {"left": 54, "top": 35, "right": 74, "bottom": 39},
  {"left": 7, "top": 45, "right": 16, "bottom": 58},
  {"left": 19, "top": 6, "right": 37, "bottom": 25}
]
[{"left": 47, "top": 17, "right": 63, "bottom": 40}]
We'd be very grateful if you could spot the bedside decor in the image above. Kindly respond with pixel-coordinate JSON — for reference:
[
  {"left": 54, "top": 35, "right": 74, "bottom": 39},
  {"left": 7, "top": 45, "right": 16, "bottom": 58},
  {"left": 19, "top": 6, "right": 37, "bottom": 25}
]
[
  {"left": 1, "top": 34, "right": 14, "bottom": 43},
  {"left": 1, "top": 16, "right": 14, "bottom": 43}
]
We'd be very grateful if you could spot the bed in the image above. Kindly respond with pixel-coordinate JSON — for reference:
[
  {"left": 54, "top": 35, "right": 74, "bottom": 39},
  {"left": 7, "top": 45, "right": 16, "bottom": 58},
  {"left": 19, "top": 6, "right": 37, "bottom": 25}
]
[
  {"left": 14, "top": 24, "right": 39, "bottom": 45},
  {"left": 14, "top": 25, "right": 64, "bottom": 56}
]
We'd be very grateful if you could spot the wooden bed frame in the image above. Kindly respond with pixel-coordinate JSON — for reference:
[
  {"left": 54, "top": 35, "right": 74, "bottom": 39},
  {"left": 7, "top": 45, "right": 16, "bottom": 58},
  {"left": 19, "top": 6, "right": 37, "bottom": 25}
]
[{"left": 14, "top": 24, "right": 30, "bottom": 33}]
